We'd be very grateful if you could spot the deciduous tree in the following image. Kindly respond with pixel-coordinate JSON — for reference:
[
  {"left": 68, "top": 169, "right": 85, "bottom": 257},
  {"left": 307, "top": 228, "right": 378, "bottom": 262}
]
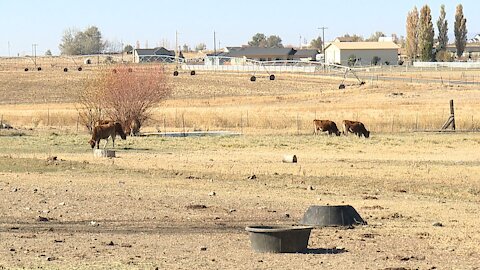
[
  {"left": 78, "top": 65, "right": 171, "bottom": 133},
  {"left": 310, "top": 36, "right": 322, "bottom": 50},
  {"left": 266, "top": 35, "right": 283, "bottom": 48},
  {"left": 366, "top": 31, "right": 386, "bottom": 42},
  {"left": 59, "top": 26, "right": 105, "bottom": 55},
  {"left": 436, "top": 4, "right": 448, "bottom": 52},
  {"left": 406, "top": 6, "right": 419, "bottom": 60},
  {"left": 248, "top": 33, "right": 267, "bottom": 47},
  {"left": 454, "top": 4, "right": 467, "bottom": 58},
  {"left": 195, "top": 43, "right": 206, "bottom": 51},
  {"left": 418, "top": 5, "right": 434, "bottom": 61}
]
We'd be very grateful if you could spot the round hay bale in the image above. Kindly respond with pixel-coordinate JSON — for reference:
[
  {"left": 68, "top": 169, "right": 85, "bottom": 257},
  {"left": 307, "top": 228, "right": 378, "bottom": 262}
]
[
  {"left": 37, "top": 67, "right": 42, "bottom": 71},
  {"left": 190, "top": 70, "right": 196, "bottom": 76},
  {"left": 93, "top": 149, "right": 116, "bottom": 158},
  {"left": 63, "top": 67, "right": 68, "bottom": 72},
  {"left": 77, "top": 67, "right": 83, "bottom": 71},
  {"left": 250, "top": 76, "right": 256, "bottom": 82},
  {"left": 173, "top": 70, "right": 179, "bottom": 76},
  {"left": 24, "top": 68, "right": 29, "bottom": 72},
  {"left": 338, "top": 84, "right": 345, "bottom": 89},
  {"left": 269, "top": 74, "right": 275, "bottom": 80},
  {"left": 84, "top": 58, "right": 92, "bottom": 65},
  {"left": 282, "top": 154, "right": 297, "bottom": 163}
]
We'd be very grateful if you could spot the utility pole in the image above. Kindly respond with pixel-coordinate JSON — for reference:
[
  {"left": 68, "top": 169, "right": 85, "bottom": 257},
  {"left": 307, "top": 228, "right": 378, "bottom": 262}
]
[
  {"left": 213, "top": 31, "right": 217, "bottom": 56},
  {"left": 175, "top": 30, "right": 179, "bottom": 62},
  {"left": 317, "top": 26, "right": 328, "bottom": 54},
  {"left": 32, "top": 43, "right": 38, "bottom": 66},
  {"left": 121, "top": 41, "right": 124, "bottom": 62}
]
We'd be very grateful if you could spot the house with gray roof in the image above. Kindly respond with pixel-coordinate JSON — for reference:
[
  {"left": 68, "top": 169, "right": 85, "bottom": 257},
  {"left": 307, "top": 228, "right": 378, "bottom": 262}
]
[
  {"left": 225, "top": 47, "right": 296, "bottom": 62},
  {"left": 133, "top": 47, "right": 181, "bottom": 63},
  {"left": 293, "top": 49, "right": 319, "bottom": 61}
]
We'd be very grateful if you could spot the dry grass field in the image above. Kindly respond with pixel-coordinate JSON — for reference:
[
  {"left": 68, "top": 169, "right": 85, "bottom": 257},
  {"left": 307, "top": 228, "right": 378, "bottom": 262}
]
[{"left": 1, "top": 64, "right": 480, "bottom": 269}]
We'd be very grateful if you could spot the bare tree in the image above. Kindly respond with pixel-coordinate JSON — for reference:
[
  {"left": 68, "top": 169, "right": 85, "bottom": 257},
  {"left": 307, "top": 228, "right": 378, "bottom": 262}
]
[
  {"left": 366, "top": 31, "right": 386, "bottom": 42},
  {"left": 454, "top": 4, "right": 467, "bottom": 58},
  {"left": 337, "top": 33, "right": 364, "bottom": 42},
  {"left": 195, "top": 43, "right": 206, "bottom": 51},
  {"left": 78, "top": 65, "right": 171, "bottom": 133},
  {"left": 406, "top": 6, "right": 419, "bottom": 60}
]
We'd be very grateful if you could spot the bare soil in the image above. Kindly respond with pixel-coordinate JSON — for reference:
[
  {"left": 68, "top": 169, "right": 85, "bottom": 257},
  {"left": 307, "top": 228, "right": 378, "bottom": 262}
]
[
  {"left": 1, "top": 67, "right": 480, "bottom": 269},
  {"left": 0, "top": 129, "right": 479, "bottom": 269}
]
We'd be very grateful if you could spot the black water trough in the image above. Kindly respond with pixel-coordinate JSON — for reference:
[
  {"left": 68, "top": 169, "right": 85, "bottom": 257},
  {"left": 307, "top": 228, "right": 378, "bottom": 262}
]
[
  {"left": 245, "top": 225, "right": 313, "bottom": 253},
  {"left": 299, "top": 205, "right": 366, "bottom": 227}
]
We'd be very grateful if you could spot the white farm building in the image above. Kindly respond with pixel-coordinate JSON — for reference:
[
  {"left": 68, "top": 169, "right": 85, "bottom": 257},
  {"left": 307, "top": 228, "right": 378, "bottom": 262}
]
[{"left": 324, "top": 41, "right": 400, "bottom": 66}]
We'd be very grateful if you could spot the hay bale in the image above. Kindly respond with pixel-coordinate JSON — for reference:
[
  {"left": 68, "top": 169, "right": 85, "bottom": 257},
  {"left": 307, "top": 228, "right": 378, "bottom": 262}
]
[
  {"left": 93, "top": 149, "right": 116, "bottom": 158},
  {"left": 282, "top": 154, "right": 297, "bottom": 163}
]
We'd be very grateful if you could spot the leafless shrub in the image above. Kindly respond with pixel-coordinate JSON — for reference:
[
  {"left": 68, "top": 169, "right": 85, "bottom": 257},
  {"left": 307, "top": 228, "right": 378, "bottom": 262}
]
[{"left": 78, "top": 64, "right": 171, "bottom": 133}]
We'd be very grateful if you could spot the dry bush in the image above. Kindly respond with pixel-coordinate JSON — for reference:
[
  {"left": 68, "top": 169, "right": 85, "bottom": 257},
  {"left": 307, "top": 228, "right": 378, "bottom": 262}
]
[{"left": 78, "top": 64, "right": 171, "bottom": 133}]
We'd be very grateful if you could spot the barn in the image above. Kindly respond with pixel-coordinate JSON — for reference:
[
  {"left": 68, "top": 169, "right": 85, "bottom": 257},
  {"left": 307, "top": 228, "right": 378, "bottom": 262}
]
[{"left": 324, "top": 41, "right": 400, "bottom": 66}]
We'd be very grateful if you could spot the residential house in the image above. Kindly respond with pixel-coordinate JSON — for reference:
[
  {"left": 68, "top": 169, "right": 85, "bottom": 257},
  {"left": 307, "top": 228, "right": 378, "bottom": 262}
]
[
  {"left": 224, "top": 47, "right": 296, "bottom": 64},
  {"left": 446, "top": 43, "right": 480, "bottom": 59},
  {"left": 324, "top": 41, "right": 400, "bottom": 66},
  {"left": 133, "top": 47, "right": 181, "bottom": 63}
]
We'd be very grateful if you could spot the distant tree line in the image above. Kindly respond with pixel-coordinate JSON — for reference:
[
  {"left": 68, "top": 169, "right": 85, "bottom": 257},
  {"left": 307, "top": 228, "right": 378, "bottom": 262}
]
[
  {"left": 59, "top": 26, "right": 133, "bottom": 55},
  {"left": 406, "top": 4, "right": 467, "bottom": 62}
]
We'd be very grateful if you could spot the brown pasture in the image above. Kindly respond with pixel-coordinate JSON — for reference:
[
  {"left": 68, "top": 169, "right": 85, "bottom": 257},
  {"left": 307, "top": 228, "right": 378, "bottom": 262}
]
[{"left": 0, "top": 65, "right": 480, "bottom": 269}]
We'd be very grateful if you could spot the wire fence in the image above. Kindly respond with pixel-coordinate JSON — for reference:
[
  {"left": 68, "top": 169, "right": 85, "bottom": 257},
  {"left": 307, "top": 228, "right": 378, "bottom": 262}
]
[{"left": 2, "top": 108, "right": 479, "bottom": 135}]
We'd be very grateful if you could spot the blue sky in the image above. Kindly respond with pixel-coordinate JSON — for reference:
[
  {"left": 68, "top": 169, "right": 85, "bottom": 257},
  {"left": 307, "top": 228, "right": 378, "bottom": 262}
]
[{"left": 0, "top": 0, "right": 478, "bottom": 56}]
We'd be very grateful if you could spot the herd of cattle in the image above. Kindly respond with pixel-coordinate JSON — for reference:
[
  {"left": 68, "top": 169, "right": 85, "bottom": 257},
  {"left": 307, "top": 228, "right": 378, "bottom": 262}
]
[
  {"left": 88, "top": 118, "right": 370, "bottom": 149},
  {"left": 313, "top": 119, "right": 370, "bottom": 138}
]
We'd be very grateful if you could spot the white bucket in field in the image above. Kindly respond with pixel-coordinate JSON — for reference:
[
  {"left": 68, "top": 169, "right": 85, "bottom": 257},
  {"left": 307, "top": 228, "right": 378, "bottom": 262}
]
[
  {"left": 282, "top": 154, "right": 297, "bottom": 163},
  {"left": 93, "top": 149, "right": 116, "bottom": 158}
]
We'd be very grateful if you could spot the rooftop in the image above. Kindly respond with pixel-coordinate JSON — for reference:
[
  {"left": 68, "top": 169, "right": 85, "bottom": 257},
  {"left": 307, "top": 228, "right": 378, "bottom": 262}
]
[{"left": 326, "top": 42, "right": 400, "bottom": 50}]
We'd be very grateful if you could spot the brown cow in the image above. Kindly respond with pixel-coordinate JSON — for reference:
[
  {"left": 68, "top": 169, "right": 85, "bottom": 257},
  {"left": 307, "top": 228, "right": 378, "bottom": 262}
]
[
  {"left": 124, "top": 117, "right": 141, "bottom": 136},
  {"left": 88, "top": 122, "right": 127, "bottom": 149},
  {"left": 313, "top": 119, "right": 341, "bottom": 136},
  {"left": 343, "top": 120, "right": 370, "bottom": 138}
]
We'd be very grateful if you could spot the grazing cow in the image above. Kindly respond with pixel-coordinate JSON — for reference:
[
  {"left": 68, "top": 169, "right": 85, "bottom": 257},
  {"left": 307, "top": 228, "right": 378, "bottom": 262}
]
[
  {"left": 88, "top": 122, "right": 127, "bottom": 149},
  {"left": 125, "top": 117, "right": 141, "bottom": 136},
  {"left": 343, "top": 120, "right": 370, "bottom": 138},
  {"left": 313, "top": 119, "right": 341, "bottom": 136}
]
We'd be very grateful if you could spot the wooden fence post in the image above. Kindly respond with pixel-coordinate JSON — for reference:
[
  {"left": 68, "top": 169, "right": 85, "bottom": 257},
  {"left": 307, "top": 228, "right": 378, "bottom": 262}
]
[{"left": 441, "top": 99, "right": 455, "bottom": 131}]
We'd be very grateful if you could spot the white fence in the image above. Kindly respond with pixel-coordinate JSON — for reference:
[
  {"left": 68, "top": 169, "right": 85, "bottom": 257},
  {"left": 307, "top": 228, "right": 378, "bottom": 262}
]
[
  {"left": 182, "top": 64, "right": 316, "bottom": 73},
  {"left": 413, "top": 61, "right": 480, "bottom": 69}
]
